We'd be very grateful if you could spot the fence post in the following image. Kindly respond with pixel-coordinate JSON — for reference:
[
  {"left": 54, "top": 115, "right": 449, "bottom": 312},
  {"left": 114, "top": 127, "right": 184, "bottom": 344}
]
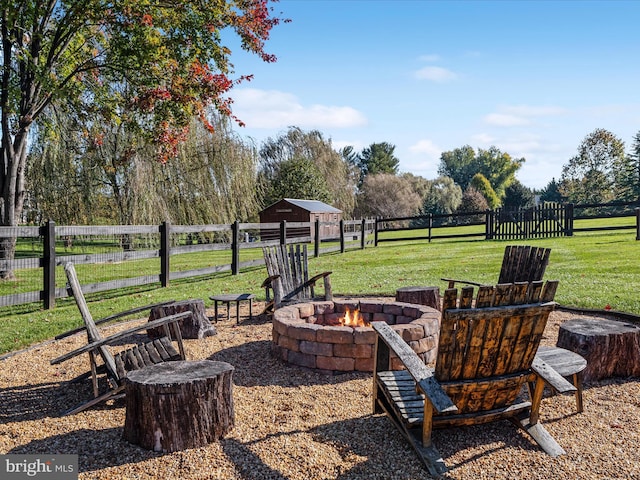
[
  {"left": 160, "top": 221, "right": 170, "bottom": 287},
  {"left": 42, "top": 220, "right": 56, "bottom": 309},
  {"left": 565, "top": 204, "right": 574, "bottom": 236},
  {"left": 485, "top": 210, "right": 493, "bottom": 240},
  {"left": 360, "top": 218, "right": 366, "bottom": 249},
  {"left": 279, "top": 220, "right": 287, "bottom": 245},
  {"left": 231, "top": 220, "right": 240, "bottom": 275},
  {"left": 636, "top": 208, "right": 640, "bottom": 241},
  {"left": 428, "top": 214, "right": 433, "bottom": 243},
  {"left": 314, "top": 219, "right": 320, "bottom": 257},
  {"left": 339, "top": 219, "right": 345, "bottom": 253},
  {"left": 374, "top": 218, "right": 379, "bottom": 246}
]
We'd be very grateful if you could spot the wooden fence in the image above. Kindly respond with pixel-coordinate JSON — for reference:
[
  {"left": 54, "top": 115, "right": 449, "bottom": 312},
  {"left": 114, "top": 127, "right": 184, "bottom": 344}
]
[
  {"left": 487, "top": 204, "right": 570, "bottom": 240},
  {"left": 0, "top": 219, "right": 376, "bottom": 310},
  {"left": 2, "top": 200, "right": 638, "bottom": 310},
  {"left": 375, "top": 202, "right": 640, "bottom": 244}
]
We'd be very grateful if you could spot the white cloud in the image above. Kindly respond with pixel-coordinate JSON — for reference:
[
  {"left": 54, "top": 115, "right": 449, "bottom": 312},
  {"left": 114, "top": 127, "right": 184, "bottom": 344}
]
[
  {"left": 483, "top": 113, "right": 531, "bottom": 127},
  {"left": 414, "top": 66, "right": 457, "bottom": 83},
  {"left": 232, "top": 88, "right": 368, "bottom": 129},
  {"left": 471, "top": 133, "right": 495, "bottom": 145},
  {"left": 409, "top": 139, "right": 441, "bottom": 159},
  {"left": 501, "top": 105, "right": 567, "bottom": 117},
  {"left": 483, "top": 104, "right": 567, "bottom": 127}
]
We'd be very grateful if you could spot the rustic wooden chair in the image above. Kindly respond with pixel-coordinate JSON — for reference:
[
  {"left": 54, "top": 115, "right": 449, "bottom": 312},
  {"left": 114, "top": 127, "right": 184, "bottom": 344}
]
[
  {"left": 261, "top": 244, "right": 333, "bottom": 310},
  {"left": 50, "top": 262, "right": 191, "bottom": 416},
  {"left": 372, "top": 280, "right": 575, "bottom": 476},
  {"left": 442, "top": 245, "right": 551, "bottom": 289}
]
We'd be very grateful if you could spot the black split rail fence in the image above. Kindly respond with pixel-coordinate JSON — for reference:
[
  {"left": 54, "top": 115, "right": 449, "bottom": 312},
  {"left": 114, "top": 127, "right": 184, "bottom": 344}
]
[
  {"left": 0, "top": 219, "right": 376, "bottom": 310},
  {"left": 1, "top": 200, "right": 638, "bottom": 310}
]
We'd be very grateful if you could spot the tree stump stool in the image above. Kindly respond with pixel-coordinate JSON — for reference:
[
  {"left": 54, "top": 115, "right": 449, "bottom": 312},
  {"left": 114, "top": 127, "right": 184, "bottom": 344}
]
[
  {"left": 557, "top": 317, "right": 640, "bottom": 382},
  {"left": 395, "top": 286, "right": 440, "bottom": 312},
  {"left": 124, "top": 360, "right": 234, "bottom": 452},
  {"left": 148, "top": 299, "right": 216, "bottom": 339}
]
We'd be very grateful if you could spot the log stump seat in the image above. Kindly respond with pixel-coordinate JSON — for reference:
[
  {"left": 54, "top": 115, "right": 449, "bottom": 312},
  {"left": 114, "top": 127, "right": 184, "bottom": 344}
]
[
  {"left": 124, "top": 360, "right": 234, "bottom": 452},
  {"left": 148, "top": 299, "right": 216, "bottom": 339},
  {"left": 395, "top": 286, "right": 440, "bottom": 312},
  {"left": 557, "top": 317, "right": 640, "bottom": 382}
]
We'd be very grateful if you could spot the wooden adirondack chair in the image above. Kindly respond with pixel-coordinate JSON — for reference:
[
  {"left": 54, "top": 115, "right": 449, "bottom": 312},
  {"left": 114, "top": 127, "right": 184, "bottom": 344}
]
[
  {"left": 372, "top": 280, "right": 575, "bottom": 476},
  {"left": 442, "top": 245, "right": 551, "bottom": 289},
  {"left": 261, "top": 244, "right": 333, "bottom": 310},
  {"left": 50, "top": 263, "right": 191, "bottom": 416}
]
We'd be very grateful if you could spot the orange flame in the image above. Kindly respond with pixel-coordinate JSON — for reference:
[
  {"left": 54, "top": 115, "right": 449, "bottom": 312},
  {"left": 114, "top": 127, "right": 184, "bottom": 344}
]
[{"left": 340, "top": 308, "right": 369, "bottom": 327}]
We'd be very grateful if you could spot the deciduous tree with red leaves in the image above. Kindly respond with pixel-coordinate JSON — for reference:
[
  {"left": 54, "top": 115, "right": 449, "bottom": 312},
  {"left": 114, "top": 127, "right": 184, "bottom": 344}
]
[{"left": 0, "top": 0, "right": 284, "bottom": 278}]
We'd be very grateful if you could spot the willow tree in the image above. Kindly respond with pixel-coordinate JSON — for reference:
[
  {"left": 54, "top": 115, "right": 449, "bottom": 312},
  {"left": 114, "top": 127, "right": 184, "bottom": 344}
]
[
  {"left": 258, "top": 127, "right": 356, "bottom": 216},
  {"left": 0, "top": 0, "right": 282, "bottom": 278}
]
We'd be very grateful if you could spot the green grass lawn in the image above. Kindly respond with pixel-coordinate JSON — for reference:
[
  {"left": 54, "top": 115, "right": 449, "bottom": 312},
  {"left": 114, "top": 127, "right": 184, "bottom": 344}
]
[{"left": 1, "top": 227, "right": 638, "bottom": 355}]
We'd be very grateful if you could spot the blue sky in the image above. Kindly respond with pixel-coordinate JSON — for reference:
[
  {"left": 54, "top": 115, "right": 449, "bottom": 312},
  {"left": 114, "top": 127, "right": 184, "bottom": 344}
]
[{"left": 226, "top": 0, "right": 640, "bottom": 189}]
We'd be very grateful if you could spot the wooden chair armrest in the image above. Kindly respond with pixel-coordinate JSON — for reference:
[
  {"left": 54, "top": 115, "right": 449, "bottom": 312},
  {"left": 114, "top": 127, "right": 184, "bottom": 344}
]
[
  {"left": 55, "top": 300, "right": 177, "bottom": 340},
  {"left": 531, "top": 357, "right": 577, "bottom": 393},
  {"left": 372, "top": 321, "right": 457, "bottom": 414},
  {"left": 440, "top": 277, "right": 483, "bottom": 289},
  {"left": 307, "top": 271, "right": 332, "bottom": 284},
  {"left": 51, "top": 312, "right": 191, "bottom": 365},
  {"left": 261, "top": 274, "right": 281, "bottom": 289}
]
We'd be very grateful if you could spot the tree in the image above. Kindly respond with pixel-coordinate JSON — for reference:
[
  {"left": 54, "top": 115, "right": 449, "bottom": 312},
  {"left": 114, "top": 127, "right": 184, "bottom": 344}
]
[
  {"left": 356, "top": 173, "right": 421, "bottom": 219},
  {"left": 438, "top": 145, "right": 477, "bottom": 191},
  {"left": 438, "top": 145, "right": 524, "bottom": 199},
  {"left": 560, "top": 128, "right": 625, "bottom": 204},
  {"left": 0, "top": 0, "right": 282, "bottom": 278},
  {"left": 470, "top": 173, "right": 500, "bottom": 209},
  {"left": 502, "top": 179, "right": 535, "bottom": 209},
  {"left": 628, "top": 131, "right": 640, "bottom": 201},
  {"left": 420, "top": 176, "right": 462, "bottom": 216},
  {"left": 351, "top": 142, "right": 400, "bottom": 187},
  {"left": 456, "top": 187, "right": 489, "bottom": 224},
  {"left": 401, "top": 172, "right": 432, "bottom": 200},
  {"left": 618, "top": 131, "right": 640, "bottom": 202},
  {"left": 258, "top": 127, "right": 356, "bottom": 215},
  {"left": 26, "top": 112, "right": 262, "bottom": 226},
  {"left": 261, "top": 157, "right": 331, "bottom": 206},
  {"left": 539, "top": 178, "right": 565, "bottom": 203},
  {"left": 412, "top": 175, "right": 462, "bottom": 227}
]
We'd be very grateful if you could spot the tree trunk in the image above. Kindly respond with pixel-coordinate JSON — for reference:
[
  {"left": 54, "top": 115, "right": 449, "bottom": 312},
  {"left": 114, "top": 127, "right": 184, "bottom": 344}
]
[
  {"left": 0, "top": 124, "right": 30, "bottom": 280},
  {"left": 124, "top": 360, "right": 234, "bottom": 452}
]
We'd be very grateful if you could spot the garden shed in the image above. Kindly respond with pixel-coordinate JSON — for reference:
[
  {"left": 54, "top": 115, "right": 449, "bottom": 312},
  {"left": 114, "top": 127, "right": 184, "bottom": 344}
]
[{"left": 259, "top": 198, "right": 342, "bottom": 241}]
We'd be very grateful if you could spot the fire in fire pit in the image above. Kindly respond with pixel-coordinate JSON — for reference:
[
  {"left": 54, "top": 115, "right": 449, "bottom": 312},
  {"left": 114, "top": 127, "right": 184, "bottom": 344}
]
[{"left": 330, "top": 307, "right": 369, "bottom": 328}]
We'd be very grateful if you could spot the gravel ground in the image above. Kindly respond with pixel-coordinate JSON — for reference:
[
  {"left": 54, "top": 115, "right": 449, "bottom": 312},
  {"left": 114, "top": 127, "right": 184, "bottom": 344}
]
[{"left": 1, "top": 301, "right": 639, "bottom": 480}]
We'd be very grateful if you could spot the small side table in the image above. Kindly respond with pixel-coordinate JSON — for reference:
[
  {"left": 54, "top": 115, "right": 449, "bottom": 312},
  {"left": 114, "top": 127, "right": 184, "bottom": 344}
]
[
  {"left": 535, "top": 345, "right": 587, "bottom": 413},
  {"left": 210, "top": 293, "right": 255, "bottom": 324}
]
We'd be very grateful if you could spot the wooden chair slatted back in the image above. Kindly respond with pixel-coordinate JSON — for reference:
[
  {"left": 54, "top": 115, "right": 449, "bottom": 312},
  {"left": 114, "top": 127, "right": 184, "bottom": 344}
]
[
  {"left": 435, "top": 280, "right": 558, "bottom": 414},
  {"left": 263, "top": 244, "right": 313, "bottom": 301},
  {"left": 64, "top": 263, "right": 119, "bottom": 381},
  {"left": 498, "top": 245, "right": 551, "bottom": 285}
]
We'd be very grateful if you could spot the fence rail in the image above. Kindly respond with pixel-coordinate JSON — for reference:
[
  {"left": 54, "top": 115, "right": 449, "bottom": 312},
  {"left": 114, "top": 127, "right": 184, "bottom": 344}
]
[
  {"left": 0, "top": 219, "right": 376, "bottom": 310},
  {"left": 375, "top": 202, "right": 640, "bottom": 244},
  {"left": 1, "top": 200, "right": 638, "bottom": 310}
]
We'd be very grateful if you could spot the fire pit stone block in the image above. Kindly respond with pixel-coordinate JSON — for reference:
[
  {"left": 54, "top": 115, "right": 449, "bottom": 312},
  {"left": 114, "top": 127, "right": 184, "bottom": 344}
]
[{"left": 272, "top": 298, "right": 440, "bottom": 373}]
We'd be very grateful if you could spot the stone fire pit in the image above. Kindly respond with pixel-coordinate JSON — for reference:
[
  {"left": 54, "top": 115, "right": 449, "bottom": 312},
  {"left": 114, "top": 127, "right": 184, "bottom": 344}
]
[{"left": 271, "top": 298, "right": 440, "bottom": 373}]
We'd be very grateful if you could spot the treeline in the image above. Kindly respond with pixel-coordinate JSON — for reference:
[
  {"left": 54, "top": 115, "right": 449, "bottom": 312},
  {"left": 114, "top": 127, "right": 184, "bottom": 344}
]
[{"left": 25, "top": 110, "right": 640, "bottom": 227}]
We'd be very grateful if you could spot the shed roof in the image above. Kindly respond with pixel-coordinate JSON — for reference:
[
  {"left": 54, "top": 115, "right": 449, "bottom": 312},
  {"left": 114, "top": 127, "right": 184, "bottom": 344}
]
[{"left": 267, "top": 198, "right": 342, "bottom": 214}]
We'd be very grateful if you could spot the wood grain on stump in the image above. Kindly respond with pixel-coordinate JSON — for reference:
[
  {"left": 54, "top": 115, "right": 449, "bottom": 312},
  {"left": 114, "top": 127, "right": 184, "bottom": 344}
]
[
  {"left": 557, "top": 317, "right": 640, "bottom": 382},
  {"left": 395, "top": 286, "right": 440, "bottom": 312},
  {"left": 148, "top": 299, "right": 216, "bottom": 339},
  {"left": 124, "top": 360, "right": 234, "bottom": 452}
]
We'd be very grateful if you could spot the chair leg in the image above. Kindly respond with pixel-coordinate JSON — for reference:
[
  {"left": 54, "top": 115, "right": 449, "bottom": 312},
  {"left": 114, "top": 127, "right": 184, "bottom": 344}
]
[{"left": 573, "top": 373, "right": 584, "bottom": 413}]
